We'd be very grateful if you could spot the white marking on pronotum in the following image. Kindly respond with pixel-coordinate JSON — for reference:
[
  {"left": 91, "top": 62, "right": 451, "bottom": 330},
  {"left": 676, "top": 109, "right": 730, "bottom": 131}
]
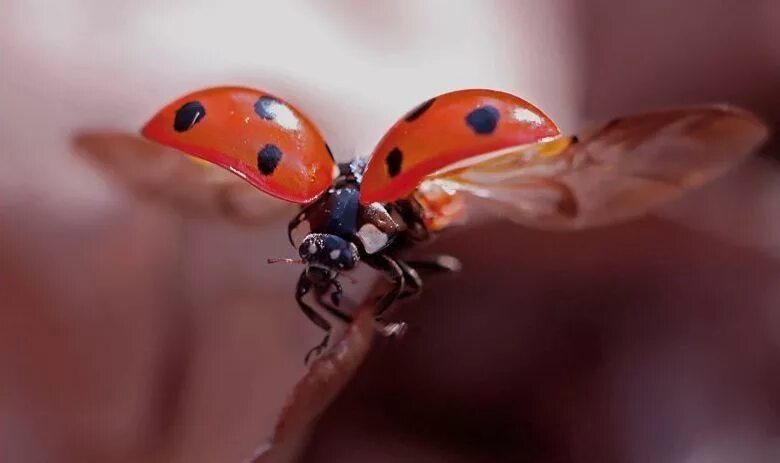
[
  {"left": 308, "top": 242, "right": 317, "bottom": 255},
  {"left": 357, "top": 223, "right": 388, "bottom": 254},
  {"left": 329, "top": 249, "right": 341, "bottom": 260}
]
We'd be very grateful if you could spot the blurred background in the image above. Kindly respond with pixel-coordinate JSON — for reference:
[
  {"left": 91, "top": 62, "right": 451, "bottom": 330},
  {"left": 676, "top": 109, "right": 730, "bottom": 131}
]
[{"left": 0, "top": 0, "right": 778, "bottom": 462}]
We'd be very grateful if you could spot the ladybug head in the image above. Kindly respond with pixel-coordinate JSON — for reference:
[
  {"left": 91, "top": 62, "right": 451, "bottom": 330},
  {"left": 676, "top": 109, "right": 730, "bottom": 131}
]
[{"left": 298, "top": 233, "right": 360, "bottom": 282}]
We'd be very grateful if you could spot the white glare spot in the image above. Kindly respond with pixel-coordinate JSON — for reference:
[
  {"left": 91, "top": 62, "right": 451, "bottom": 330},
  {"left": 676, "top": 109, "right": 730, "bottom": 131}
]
[
  {"left": 266, "top": 102, "right": 300, "bottom": 131},
  {"left": 190, "top": 111, "right": 202, "bottom": 129},
  {"left": 357, "top": 223, "right": 388, "bottom": 254},
  {"left": 329, "top": 249, "right": 341, "bottom": 260},
  {"left": 228, "top": 166, "right": 247, "bottom": 179},
  {"left": 513, "top": 107, "right": 544, "bottom": 125}
]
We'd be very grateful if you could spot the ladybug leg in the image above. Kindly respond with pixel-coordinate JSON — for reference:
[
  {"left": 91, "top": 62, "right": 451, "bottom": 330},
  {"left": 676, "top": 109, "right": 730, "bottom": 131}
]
[
  {"left": 329, "top": 278, "right": 345, "bottom": 308},
  {"left": 313, "top": 279, "right": 353, "bottom": 324},
  {"left": 287, "top": 203, "right": 318, "bottom": 247},
  {"left": 393, "top": 255, "right": 460, "bottom": 302},
  {"left": 364, "top": 254, "right": 408, "bottom": 337},
  {"left": 295, "top": 272, "right": 332, "bottom": 365},
  {"left": 397, "top": 260, "right": 423, "bottom": 300},
  {"left": 404, "top": 254, "right": 462, "bottom": 274}
]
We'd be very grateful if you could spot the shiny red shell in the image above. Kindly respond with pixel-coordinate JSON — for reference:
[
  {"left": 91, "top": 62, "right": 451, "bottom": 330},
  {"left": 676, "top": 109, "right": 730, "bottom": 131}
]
[
  {"left": 141, "top": 86, "right": 336, "bottom": 204},
  {"left": 360, "top": 89, "right": 560, "bottom": 204}
]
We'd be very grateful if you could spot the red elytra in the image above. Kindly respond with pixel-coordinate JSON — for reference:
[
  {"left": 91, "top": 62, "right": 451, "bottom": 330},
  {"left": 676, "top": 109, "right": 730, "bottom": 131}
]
[
  {"left": 141, "top": 86, "right": 336, "bottom": 204},
  {"left": 359, "top": 89, "right": 560, "bottom": 204}
]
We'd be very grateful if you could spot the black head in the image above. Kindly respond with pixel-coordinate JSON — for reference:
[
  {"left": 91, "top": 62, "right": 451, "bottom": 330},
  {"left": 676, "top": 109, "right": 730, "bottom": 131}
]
[{"left": 298, "top": 233, "right": 360, "bottom": 282}]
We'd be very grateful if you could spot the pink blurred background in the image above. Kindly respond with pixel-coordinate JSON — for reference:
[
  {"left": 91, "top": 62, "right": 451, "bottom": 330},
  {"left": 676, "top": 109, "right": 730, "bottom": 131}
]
[{"left": 1, "top": 1, "right": 778, "bottom": 462}]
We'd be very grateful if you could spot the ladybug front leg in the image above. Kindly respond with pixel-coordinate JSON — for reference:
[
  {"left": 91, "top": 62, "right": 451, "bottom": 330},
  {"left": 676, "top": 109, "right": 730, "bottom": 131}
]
[
  {"left": 313, "top": 279, "right": 353, "bottom": 324},
  {"left": 295, "top": 272, "right": 332, "bottom": 365}
]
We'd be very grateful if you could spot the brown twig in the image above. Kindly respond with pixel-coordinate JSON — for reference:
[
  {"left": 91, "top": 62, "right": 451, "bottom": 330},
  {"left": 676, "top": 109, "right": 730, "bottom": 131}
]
[{"left": 248, "top": 300, "right": 379, "bottom": 463}]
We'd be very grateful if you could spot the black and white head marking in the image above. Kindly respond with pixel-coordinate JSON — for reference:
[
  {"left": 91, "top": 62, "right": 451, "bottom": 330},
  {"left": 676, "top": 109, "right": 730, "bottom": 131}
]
[{"left": 298, "top": 233, "right": 360, "bottom": 270}]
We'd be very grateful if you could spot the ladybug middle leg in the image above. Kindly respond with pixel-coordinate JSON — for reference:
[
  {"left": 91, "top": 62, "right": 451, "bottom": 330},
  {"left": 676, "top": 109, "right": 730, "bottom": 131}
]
[
  {"left": 364, "top": 254, "right": 408, "bottom": 336},
  {"left": 392, "top": 255, "right": 461, "bottom": 301},
  {"left": 404, "top": 254, "right": 462, "bottom": 274},
  {"left": 397, "top": 260, "right": 423, "bottom": 300}
]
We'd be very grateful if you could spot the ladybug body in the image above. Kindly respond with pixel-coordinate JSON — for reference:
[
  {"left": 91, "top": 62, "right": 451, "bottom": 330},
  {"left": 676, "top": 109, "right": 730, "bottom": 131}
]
[
  {"left": 141, "top": 86, "right": 768, "bottom": 363},
  {"left": 285, "top": 158, "right": 458, "bottom": 361}
]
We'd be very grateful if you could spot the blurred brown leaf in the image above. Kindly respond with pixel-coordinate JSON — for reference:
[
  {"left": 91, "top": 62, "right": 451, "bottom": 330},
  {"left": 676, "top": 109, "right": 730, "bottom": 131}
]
[
  {"left": 73, "top": 132, "right": 292, "bottom": 226},
  {"left": 250, "top": 307, "right": 377, "bottom": 463}
]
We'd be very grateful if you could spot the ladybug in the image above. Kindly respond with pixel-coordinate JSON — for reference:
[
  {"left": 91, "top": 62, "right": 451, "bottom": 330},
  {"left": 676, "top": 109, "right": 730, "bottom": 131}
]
[{"left": 142, "top": 86, "right": 768, "bottom": 363}]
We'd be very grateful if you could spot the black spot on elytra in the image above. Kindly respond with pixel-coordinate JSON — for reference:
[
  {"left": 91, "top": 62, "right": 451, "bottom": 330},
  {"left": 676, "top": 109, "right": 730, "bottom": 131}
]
[
  {"left": 386, "top": 148, "right": 403, "bottom": 177},
  {"left": 570, "top": 135, "right": 580, "bottom": 144},
  {"left": 404, "top": 97, "right": 436, "bottom": 122},
  {"left": 254, "top": 96, "right": 282, "bottom": 120},
  {"left": 325, "top": 143, "right": 335, "bottom": 161},
  {"left": 465, "top": 105, "right": 500, "bottom": 135},
  {"left": 257, "top": 144, "right": 283, "bottom": 175},
  {"left": 173, "top": 101, "right": 206, "bottom": 132}
]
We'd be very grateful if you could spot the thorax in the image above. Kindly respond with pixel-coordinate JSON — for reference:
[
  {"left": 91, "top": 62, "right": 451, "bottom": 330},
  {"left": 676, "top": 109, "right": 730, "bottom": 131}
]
[{"left": 288, "top": 160, "right": 404, "bottom": 255}]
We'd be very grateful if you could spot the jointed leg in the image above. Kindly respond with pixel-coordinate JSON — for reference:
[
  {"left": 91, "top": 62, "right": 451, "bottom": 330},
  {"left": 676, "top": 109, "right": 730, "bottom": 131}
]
[
  {"left": 404, "top": 254, "right": 462, "bottom": 274},
  {"left": 295, "top": 272, "right": 332, "bottom": 364},
  {"left": 314, "top": 279, "right": 354, "bottom": 324},
  {"left": 365, "top": 254, "right": 406, "bottom": 318},
  {"left": 364, "top": 254, "right": 408, "bottom": 337},
  {"left": 397, "top": 259, "right": 423, "bottom": 300},
  {"left": 330, "top": 278, "right": 344, "bottom": 308}
]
